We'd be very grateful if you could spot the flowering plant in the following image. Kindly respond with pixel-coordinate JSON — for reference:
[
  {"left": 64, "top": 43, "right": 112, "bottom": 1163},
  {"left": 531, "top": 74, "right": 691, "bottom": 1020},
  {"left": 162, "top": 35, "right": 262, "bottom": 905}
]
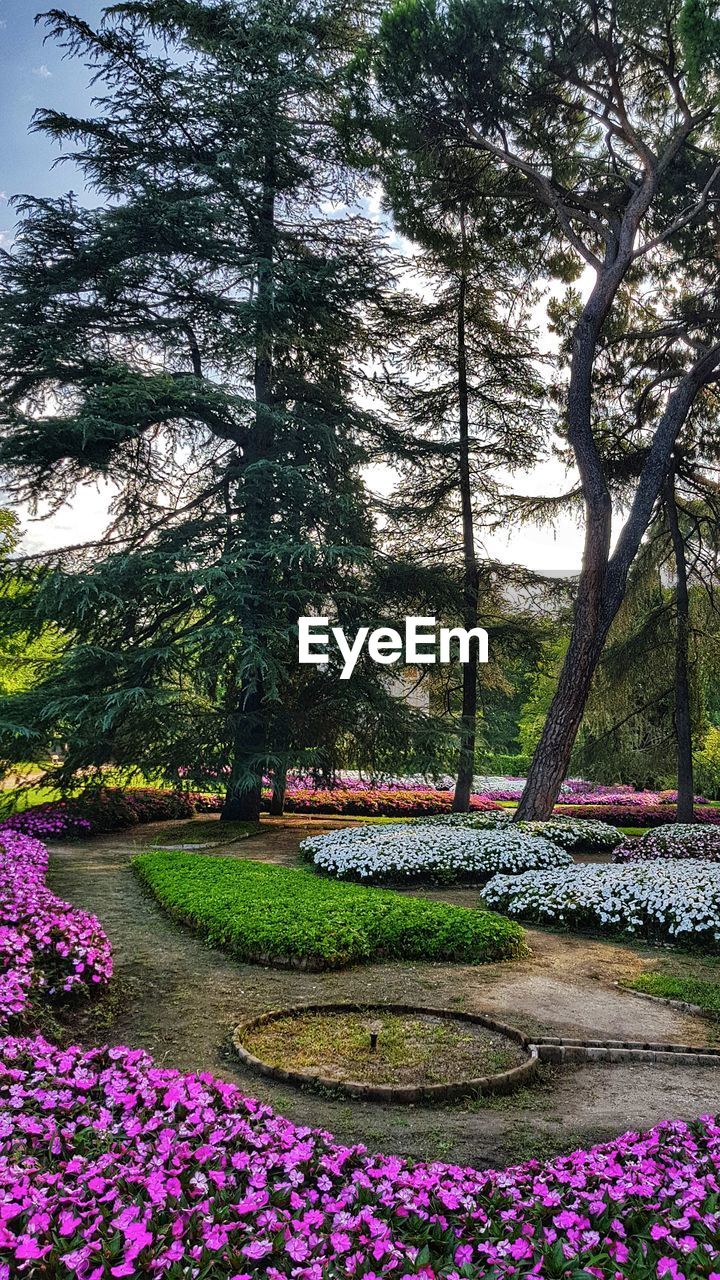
[
  {"left": 517, "top": 816, "right": 622, "bottom": 851},
  {"left": 1, "top": 1034, "right": 720, "bottom": 1278},
  {"left": 300, "top": 822, "right": 571, "bottom": 884},
  {"left": 614, "top": 824, "right": 720, "bottom": 862},
  {"left": 282, "top": 788, "right": 501, "bottom": 817},
  {"left": 484, "top": 859, "right": 720, "bottom": 947},
  {"left": 2, "top": 788, "right": 203, "bottom": 839},
  {"left": 0, "top": 830, "right": 112, "bottom": 1024},
  {"left": 553, "top": 802, "right": 720, "bottom": 828}
]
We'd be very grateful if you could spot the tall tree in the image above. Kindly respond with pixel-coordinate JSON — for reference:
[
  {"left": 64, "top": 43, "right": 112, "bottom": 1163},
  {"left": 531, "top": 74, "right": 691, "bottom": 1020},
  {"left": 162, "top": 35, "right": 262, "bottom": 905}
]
[
  {"left": 0, "top": 0, "right": 392, "bottom": 818},
  {"left": 361, "top": 0, "right": 720, "bottom": 817}
]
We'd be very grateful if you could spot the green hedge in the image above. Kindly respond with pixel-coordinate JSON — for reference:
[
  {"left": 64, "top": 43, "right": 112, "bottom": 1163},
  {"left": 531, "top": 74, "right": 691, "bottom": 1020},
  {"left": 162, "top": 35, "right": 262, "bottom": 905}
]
[{"left": 132, "top": 853, "right": 526, "bottom": 969}]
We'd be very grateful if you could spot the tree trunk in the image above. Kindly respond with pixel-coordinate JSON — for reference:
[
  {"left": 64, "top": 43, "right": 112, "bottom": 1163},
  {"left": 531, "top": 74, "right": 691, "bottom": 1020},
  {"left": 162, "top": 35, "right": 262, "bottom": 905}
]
[
  {"left": 452, "top": 220, "right": 479, "bottom": 813},
  {"left": 268, "top": 714, "right": 289, "bottom": 816},
  {"left": 663, "top": 473, "right": 694, "bottom": 822},
  {"left": 224, "top": 147, "right": 276, "bottom": 818},
  {"left": 222, "top": 678, "right": 265, "bottom": 821},
  {"left": 515, "top": 498, "right": 612, "bottom": 821},
  {"left": 269, "top": 764, "right": 287, "bottom": 816}
]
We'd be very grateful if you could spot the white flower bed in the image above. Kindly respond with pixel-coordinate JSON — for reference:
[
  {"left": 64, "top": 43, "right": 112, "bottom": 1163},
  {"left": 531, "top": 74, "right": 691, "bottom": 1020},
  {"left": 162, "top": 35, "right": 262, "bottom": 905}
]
[
  {"left": 420, "top": 812, "right": 512, "bottom": 829},
  {"left": 300, "top": 822, "right": 571, "bottom": 884},
  {"left": 517, "top": 817, "right": 622, "bottom": 851},
  {"left": 614, "top": 824, "right": 720, "bottom": 863},
  {"left": 483, "top": 860, "right": 720, "bottom": 947},
  {"left": 421, "top": 813, "right": 620, "bottom": 850}
]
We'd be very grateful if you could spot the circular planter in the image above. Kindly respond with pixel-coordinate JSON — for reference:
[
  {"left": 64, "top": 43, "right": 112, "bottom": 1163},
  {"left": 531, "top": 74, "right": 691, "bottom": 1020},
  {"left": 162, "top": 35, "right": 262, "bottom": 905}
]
[{"left": 232, "top": 1002, "right": 539, "bottom": 1103}]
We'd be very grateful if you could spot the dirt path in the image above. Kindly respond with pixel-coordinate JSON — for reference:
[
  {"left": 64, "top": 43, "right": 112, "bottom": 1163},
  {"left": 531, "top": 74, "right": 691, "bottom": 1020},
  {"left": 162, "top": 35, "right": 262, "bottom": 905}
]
[{"left": 47, "top": 815, "right": 720, "bottom": 1169}]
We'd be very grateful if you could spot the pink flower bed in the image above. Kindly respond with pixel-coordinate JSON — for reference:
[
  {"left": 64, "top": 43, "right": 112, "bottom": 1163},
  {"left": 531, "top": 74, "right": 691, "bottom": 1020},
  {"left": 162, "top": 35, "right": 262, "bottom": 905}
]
[
  {"left": 558, "top": 787, "right": 709, "bottom": 807},
  {"left": 0, "top": 831, "right": 112, "bottom": 1025},
  {"left": 281, "top": 787, "right": 501, "bottom": 817},
  {"left": 0, "top": 1035, "right": 719, "bottom": 1278},
  {"left": 554, "top": 803, "right": 720, "bottom": 828}
]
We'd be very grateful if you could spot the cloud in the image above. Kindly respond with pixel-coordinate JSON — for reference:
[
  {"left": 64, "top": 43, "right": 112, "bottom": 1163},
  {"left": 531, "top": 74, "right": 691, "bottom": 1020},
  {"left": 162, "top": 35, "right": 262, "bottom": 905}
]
[{"left": 32, "top": 64, "right": 53, "bottom": 79}]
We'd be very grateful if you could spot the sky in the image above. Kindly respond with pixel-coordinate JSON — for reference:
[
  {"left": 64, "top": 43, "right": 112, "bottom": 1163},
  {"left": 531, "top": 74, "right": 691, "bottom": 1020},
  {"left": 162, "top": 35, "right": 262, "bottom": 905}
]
[{"left": 0, "top": 0, "right": 587, "bottom": 574}]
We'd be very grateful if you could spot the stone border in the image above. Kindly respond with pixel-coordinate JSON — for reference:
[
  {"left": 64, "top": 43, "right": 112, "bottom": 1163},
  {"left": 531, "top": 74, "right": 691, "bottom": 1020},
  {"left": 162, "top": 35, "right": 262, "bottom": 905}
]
[
  {"left": 233, "top": 1002, "right": 539, "bottom": 1104},
  {"left": 532, "top": 1034, "right": 720, "bottom": 1067}
]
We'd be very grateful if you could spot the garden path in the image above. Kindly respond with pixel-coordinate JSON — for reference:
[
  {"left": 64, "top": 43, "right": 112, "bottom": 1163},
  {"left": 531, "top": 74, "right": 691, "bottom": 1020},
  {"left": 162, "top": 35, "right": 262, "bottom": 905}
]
[{"left": 47, "top": 815, "right": 720, "bottom": 1169}]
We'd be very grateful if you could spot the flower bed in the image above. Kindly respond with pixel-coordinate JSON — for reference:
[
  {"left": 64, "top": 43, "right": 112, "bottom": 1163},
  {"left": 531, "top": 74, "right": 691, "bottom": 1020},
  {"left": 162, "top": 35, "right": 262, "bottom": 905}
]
[
  {"left": 300, "top": 822, "right": 571, "bottom": 884},
  {"left": 133, "top": 851, "right": 525, "bottom": 967},
  {"left": 2, "top": 787, "right": 205, "bottom": 839},
  {"left": 517, "top": 816, "right": 622, "bottom": 852},
  {"left": 0, "top": 830, "right": 112, "bottom": 1024},
  {"left": 553, "top": 802, "right": 720, "bottom": 828},
  {"left": 614, "top": 824, "right": 720, "bottom": 862},
  {"left": 2, "top": 1035, "right": 720, "bottom": 1278},
  {"left": 484, "top": 860, "right": 720, "bottom": 948},
  {"left": 282, "top": 787, "right": 501, "bottom": 817}
]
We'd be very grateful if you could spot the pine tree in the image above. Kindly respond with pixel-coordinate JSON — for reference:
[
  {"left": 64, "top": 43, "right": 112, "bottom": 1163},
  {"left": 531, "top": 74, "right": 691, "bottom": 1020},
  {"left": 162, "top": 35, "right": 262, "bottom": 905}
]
[{"left": 0, "top": 0, "right": 392, "bottom": 818}]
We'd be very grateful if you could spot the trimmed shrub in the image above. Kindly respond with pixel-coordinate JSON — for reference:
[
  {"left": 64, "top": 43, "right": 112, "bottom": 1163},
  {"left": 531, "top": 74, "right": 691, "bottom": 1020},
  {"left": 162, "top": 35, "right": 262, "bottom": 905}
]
[
  {"left": 517, "top": 816, "right": 622, "bottom": 852},
  {"left": 553, "top": 802, "right": 720, "bottom": 828},
  {"left": 133, "top": 852, "right": 525, "bottom": 968},
  {"left": 281, "top": 787, "right": 502, "bottom": 817}
]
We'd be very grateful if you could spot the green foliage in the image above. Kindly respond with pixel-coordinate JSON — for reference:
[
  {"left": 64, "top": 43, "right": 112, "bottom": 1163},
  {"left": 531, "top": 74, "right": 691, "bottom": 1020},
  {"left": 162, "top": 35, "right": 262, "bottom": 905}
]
[
  {"left": 678, "top": 0, "right": 720, "bottom": 89},
  {"left": 695, "top": 727, "right": 720, "bottom": 800},
  {"left": 132, "top": 851, "right": 526, "bottom": 967}
]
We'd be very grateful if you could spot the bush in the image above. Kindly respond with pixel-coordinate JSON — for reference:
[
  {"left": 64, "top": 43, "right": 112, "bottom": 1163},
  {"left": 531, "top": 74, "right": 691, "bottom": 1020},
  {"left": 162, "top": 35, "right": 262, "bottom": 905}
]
[
  {"left": 484, "top": 860, "right": 720, "bottom": 949},
  {"left": 133, "top": 852, "right": 525, "bottom": 968},
  {"left": 300, "top": 822, "right": 571, "bottom": 884},
  {"left": 695, "top": 726, "right": 720, "bottom": 801},
  {"left": 614, "top": 824, "right": 720, "bottom": 862},
  {"left": 281, "top": 786, "right": 501, "bottom": 816}
]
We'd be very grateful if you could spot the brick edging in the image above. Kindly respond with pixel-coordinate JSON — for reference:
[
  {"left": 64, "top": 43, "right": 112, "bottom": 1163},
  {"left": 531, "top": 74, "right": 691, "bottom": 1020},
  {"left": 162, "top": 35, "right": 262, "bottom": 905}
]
[
  {"left": 232, "top": 1002, "right": 539, "bottom": 1104},
  {"left": 532, "top": 1034, "right": 720, "bottom": 1066}
]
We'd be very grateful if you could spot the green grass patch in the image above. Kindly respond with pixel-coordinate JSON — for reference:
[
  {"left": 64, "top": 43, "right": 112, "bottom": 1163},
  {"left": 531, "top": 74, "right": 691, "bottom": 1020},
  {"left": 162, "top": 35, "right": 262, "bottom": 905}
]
[
  {"left": 624, "top": 971, "right": 720, "bottom": 1016},
  {"left": 132, "top": 852, "right": 526, "bottom": 969}
]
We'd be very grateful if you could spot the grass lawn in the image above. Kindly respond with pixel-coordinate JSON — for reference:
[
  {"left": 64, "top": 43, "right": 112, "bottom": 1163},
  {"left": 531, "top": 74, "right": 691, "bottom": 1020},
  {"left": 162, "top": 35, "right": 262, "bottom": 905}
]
[
  {"left": 623, "top": 956, "right": 720, "bottom": 1018},
  {"left": 132, "top": 852, "right": 526, "bottom": 969}
]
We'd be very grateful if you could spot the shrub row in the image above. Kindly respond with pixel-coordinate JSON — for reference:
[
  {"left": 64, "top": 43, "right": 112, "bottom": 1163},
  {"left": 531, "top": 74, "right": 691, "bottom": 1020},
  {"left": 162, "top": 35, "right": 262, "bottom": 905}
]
[
  {"left": 133, "top": 851, "right": 525, "bottom": 968},
  {"left": 484, "top": 860, "right": 720, "bottom": 949},
  {"left": 2, "top": 787, "right": 218, "bottom": 839}
]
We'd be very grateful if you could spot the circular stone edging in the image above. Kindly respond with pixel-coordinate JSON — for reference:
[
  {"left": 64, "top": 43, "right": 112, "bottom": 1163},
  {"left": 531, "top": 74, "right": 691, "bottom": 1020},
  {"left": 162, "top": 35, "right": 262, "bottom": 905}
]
[{"left": 232, "top": 1002, "right": 539, "bottom": 1104}]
